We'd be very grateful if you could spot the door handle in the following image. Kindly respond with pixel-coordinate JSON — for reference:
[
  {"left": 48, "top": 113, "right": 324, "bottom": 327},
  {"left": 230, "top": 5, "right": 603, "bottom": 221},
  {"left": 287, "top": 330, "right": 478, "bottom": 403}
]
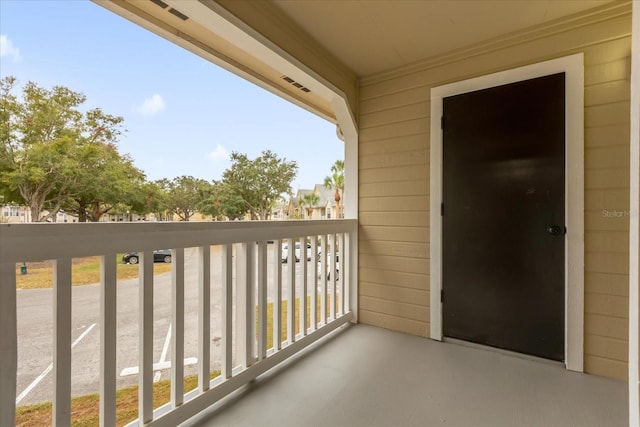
[{"left": 547, "top": 225, "right": 564, "bottom": 236}]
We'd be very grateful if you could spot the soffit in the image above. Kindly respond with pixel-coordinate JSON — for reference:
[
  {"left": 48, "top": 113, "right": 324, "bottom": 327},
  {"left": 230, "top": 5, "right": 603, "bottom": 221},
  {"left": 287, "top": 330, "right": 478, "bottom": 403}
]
[
  {"left": 98, "top": 0, "right": 336, "bottom": 122},
  {"left": 272, "top": 0, "right": 620, "bottom": 77}
]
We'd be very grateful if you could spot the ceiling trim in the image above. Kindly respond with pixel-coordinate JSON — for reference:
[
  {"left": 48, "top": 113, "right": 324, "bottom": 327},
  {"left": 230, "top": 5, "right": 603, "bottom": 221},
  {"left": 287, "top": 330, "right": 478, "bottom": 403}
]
[{"left": 361, "top": 0, "right": 632, "bottom": 86}]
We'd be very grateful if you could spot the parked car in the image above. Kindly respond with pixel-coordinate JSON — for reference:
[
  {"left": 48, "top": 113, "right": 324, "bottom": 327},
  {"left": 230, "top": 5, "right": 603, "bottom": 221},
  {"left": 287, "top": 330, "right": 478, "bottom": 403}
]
[
  {"left": 122, "top": 249, "right": 172, "bottom": 264},
  {"left": 281, "top": 242, "right": 316, "bottom": 263},
  {"left": 319, "top": 252, "right": 340, "bottom": 280}
]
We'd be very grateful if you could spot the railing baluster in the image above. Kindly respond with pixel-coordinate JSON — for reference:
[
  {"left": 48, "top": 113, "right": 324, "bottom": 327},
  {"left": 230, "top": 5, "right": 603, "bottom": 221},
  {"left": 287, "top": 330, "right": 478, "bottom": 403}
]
[
  {"left": 330, "top": 234, "right": 337, "bottom": 321},
  {"left": 345, "top": 232, "right": 351, "bottom": 314},
  {"left": 258, "top": 242, "right": 268, "bottom": 360},
  {"left": 300, "top": 237, "right": 308, "bottom": 336},
  {"left": 139, "top": 251, "right": 154, "bottom": 423},
  {"left": 198, "top": 246, "right": 211, "bottom": 393},
  {"left": 171, "top": 248, "right": 185, "bottom": 407},
  {"left": 320, "top": 235, "right": 327, "bottom": 325},
  {"left": 245, "top": 243, "right": 255, "bottom": 365},
  {"left": 287, "top": 238, "right": 295, "bottom": 344},
  {"left": 310, "top": 237, "right": 318, "bottom": 331},
  {"left": 339, "top": 233, "right": 346, "bottom": 315},
  {"left": 0, "top": 260, "right": 17, "bottom": 427},
  {"left": 100, "top": 254, "right": 117, "bottom": 426},
  {"left": 273, "top": 240, "right": 282, "bottom": 350},
  {"left": 236, "top": 243, "right": 254, "bottom": 368},
  {"left": 53, "top": 258, "right": 72, "bottom": 426},
  {"left": 221, "top": 244, "right": 233, "bottom": 380}
]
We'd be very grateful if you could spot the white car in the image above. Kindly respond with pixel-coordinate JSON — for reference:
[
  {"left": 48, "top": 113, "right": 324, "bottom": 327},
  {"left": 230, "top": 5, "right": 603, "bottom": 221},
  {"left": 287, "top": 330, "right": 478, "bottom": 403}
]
[
  {"left": 318, "top": 252, "right": 340, "bottom": 280},
  {"left": 281, "top": 242, "right": 315, "bottom": 263}
]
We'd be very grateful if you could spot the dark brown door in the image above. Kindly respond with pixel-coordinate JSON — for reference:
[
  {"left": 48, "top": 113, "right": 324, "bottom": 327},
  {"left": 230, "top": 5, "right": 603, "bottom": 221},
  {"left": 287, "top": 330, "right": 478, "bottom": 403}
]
[{"left": 442, "top": 73, "right": 565, "bottom": 361}]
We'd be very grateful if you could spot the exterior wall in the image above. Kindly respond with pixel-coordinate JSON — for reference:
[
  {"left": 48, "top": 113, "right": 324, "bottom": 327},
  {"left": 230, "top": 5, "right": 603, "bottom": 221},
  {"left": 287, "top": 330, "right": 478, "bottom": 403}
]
[
  {"left": 629, "top": 0, "right": 640, "bottom": 421},
  {"left": 358, "top": 4, "right": 632, "bottom": 380}
]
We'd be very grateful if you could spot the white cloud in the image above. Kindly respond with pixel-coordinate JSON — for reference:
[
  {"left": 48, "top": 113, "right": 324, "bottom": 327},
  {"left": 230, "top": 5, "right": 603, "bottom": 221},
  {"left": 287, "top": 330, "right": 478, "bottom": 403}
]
[
  {"left": 0, "top": 35, "right": 22, "bottom": 62},
  {"left": 209, "top": 144, "right": 229, "bottom": 163},
  {"left": 135, "top": 94, "right": 166, "bottom": 115}
]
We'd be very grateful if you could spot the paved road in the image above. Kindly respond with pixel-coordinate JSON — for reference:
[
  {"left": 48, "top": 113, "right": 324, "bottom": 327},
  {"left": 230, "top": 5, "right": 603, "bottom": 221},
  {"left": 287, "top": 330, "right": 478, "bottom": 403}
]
[{"left": 15, "top": 246, "right": 328, "bottom": 405}]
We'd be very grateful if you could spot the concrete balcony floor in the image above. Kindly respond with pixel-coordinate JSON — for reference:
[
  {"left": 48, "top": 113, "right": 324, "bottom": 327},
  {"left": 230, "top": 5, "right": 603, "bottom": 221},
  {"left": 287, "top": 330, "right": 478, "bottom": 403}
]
[{"left": 185, "top": 324, "right": 627, "bottom": 427}]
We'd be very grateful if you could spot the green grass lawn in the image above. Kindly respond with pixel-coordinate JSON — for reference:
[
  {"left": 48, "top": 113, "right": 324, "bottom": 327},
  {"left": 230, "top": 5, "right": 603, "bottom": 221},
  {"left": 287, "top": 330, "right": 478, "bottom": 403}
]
[
  {"left": 16, "top": 371, "right": 221, "bottom": 427},
  {"left": 15, "top": 255, "right": 172, "bottom": 290}
]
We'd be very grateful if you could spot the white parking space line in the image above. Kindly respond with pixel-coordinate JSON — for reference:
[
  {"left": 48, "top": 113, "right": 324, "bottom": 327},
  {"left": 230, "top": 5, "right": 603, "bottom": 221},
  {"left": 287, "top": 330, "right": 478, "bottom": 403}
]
[
  {"left": 154, "top": 323, "right": 172, "bottom": 382},
  {"left": 120, "top": 323, "right": 200, "bottom": 379},
  {"left": 16, "top": 323, "right": 96, "bottom": 404},
  {"left": 120, "top": 358, "right": 198, "bottom": 377}
]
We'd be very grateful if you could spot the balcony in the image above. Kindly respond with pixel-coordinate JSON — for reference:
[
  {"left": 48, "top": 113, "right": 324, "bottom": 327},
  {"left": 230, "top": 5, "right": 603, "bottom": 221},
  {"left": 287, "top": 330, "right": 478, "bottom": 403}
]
[
  {"left": 191, "top": 324, "right": 627, "bottom": 427},
  {"left": 1, "top": 219, "right": 628, "bottom": 426},
  {"left": 0, "top": 220, "right": 356, "bottom": 426}
]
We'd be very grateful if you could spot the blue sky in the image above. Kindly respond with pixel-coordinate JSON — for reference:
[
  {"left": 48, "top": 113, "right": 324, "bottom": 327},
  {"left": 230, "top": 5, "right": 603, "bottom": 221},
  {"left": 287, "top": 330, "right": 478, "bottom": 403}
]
[{"left": 0, "top": 0, "right": 343, "bottom": 190}]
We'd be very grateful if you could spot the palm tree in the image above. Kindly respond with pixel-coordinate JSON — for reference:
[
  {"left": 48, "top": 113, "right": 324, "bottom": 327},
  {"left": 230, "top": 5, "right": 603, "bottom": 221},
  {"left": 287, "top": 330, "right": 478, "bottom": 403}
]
[
  {"left": 301, "top": 192, "right": 320, "bottom": 219},
  {"left": 324, "top": 160, "right": 344, "bottom": 219}
]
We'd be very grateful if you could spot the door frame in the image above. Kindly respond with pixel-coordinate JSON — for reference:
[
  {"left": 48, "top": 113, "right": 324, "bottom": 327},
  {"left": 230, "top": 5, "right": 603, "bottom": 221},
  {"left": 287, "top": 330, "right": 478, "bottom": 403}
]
[{"left": 429, "top": 54, "right": 584, "bottom": 372}]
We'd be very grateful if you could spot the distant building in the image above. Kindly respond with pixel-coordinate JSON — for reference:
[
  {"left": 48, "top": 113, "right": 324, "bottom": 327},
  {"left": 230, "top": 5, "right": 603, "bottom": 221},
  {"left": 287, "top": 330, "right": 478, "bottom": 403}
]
[
  {"left": 1, "top": 205, "right": 77, "bottom": 223},
  {"left": 1, "top": 205, "right": 29, "bottom": 223},
  {"left": 287, "top": 184, "right": 341, "bottom": 220}
]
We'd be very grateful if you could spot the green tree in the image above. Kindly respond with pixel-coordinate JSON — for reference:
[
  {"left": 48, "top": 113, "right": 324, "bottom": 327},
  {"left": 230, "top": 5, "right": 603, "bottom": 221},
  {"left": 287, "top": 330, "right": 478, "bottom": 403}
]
[
  {"left": 300, "top": 192, "right": 320, "bottom": 218},
  {"left": 323, "top": 160, "right": 344, "bottom": 219},
  {"left": 62, "top": 143, "right": 145, "bottom": 222},
  {"left": 221, "top": 150, "right": 297, "bottom": 220},
  {"left": 0, "top": 77, "right": 125, "bottom": 221},
  {"left": 130, "top": 181, "right": 168, "bottom": 220},
  {"left": 198, "top": 181, "right": 246, "bottom": 220},
  {"left": 160, "top": 175, "right": 210, "bottom": 221}
]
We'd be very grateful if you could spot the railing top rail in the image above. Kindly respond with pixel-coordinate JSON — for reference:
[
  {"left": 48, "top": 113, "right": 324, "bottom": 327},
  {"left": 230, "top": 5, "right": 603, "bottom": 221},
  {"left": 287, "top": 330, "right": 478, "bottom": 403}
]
[{"left": 0, "top": 219, "right": 357, "bottom": 263}]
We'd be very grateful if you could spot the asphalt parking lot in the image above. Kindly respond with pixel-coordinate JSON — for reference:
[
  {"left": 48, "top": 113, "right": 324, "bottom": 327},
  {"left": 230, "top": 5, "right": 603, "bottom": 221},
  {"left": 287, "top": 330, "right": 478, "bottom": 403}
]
[{"left": 15, "top": 246, "right": 321, "bottom": 406}]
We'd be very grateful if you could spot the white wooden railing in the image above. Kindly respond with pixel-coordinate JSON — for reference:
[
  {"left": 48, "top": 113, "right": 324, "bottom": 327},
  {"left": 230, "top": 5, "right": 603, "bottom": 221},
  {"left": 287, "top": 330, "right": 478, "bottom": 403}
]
[{"left": 0, "top": 219, "right": 357, "bottom": 426}]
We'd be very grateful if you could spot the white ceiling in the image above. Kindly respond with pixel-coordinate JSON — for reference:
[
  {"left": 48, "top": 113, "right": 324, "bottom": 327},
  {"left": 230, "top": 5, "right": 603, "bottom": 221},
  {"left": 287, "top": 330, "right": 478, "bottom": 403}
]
[{"left": 273, "top": 0, "right": 617, "bottom": 76}]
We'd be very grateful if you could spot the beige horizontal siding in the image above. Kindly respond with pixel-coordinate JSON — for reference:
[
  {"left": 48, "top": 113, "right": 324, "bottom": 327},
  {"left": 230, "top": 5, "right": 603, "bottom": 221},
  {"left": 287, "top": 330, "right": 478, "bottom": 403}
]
[
  {"left": 585, "top": 145, "right": 630, "bottom": 170},
  {"left": 586, "top": 272, "right": 630, "bottom": 297},
  {"left": 585, "top": 213, "right": 629, "bottom": 232},
  {"left": 585, "top": 168, "right": 631, "bottom": 190},
  {"left": 585, "top": 231, "right": 630, "bottom": 253},
  {"left": 359, "top": 118, "right": 429, "bottom": 143},
  {"left": 360, "top": 180, "right": 428, "bottom": 198},
  {"left": 586, "top": 335, "right": 628, "bottom": 362},
  {"left": 360, "top": 296, "right": 429, "bottom": 323},
  {"left": 585, "top": 252, "right": 630, "bottom": 275},
  {"left": 585, "top": 293, "right": 629, "bottom": 318},
  {"left": 359, "top": 310, "right": 429, "bottom": 338},
  {"left": 586, "top": 313, "right": 629, "bottom": 340},
  {"left": 586, "top": 124, "right": 630, "bottom": 148},
  {"left": 361, "top": 281, "right": 429, "bottom": 305},
  {"left": 360, "top": 148, "right": 428, "bottom": 170},
  {"left": 360, "top": 240, "right": 429, "bottom": 259},
  {"left": 359, "top": 226, "right": 428, "bottom": 243},
  {"left": 359, "top": 101, "right": 429, "bottom": 130},
  {"left": 359, "top": 267, "right": 429, "bottom": 291},
  {"left": 359, "top": 212, "right": 428, "bottom": 228},
  {"left": 584, "top": 355, "right": 628, "bottom": 381},
  {"left": 361, "top": 86, "right": 431, "bottom": 115},
  {"left": 359, "top": 133, "right": 427, "bottom": 156},
  {"left": 585, "top": 80, "right": 630, "bottom": 106},
  {"left": 360, "top": 164, "right": 427, "bottom": 184},
  {"left": 586, "top": 101, "right": 631, "bottom": 127},
  {"left": 360, "top": 253, "right": 429, "bottom": 275},
  {"left": 358, "top": 5, "right": 631, "bottom": 380},
  {"left": 360, "top": 196, "right": 429, "bottom": 212}
]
